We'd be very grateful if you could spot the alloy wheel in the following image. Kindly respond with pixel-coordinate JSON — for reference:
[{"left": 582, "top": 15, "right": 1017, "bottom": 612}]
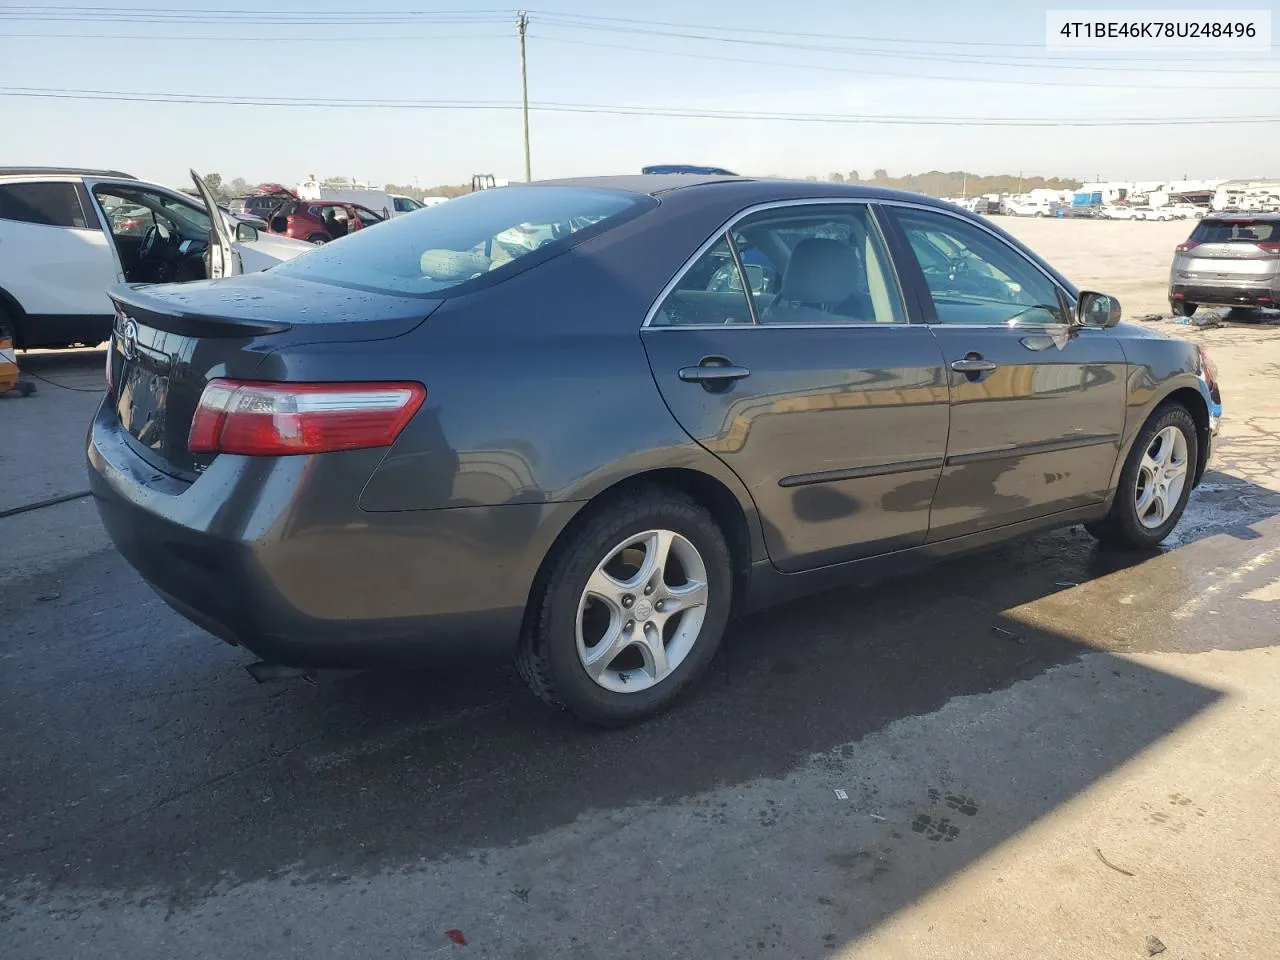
[
  {"left": 575, "top": 529, "right": 709, "bottom": 693},
  {"left": 1135, "top": 425, "right": 1189, "bottom": 529}
]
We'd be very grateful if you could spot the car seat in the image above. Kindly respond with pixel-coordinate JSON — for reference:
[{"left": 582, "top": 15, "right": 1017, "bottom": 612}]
[{"left": 761, "top": 237, "right": 873, "bottom": 324}]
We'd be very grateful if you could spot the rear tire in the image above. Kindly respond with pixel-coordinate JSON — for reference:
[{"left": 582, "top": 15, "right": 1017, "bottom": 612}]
[
  {"left": 1171, "top": 300, "right": 1197, "bottom": 318},
  {"left": 516, "top": 486, "right": 733, "bottom": 725},
  {"left": 307, "top": 234, "right": 328, "bottom": 245},
  {"left": 1086, "top": 404, "right": 1199, "bottom": 549}
]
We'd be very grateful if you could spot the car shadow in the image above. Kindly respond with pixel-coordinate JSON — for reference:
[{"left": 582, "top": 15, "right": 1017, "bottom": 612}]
[{"left": 3, "top": 470, "right": 1278, "bottom": 947}]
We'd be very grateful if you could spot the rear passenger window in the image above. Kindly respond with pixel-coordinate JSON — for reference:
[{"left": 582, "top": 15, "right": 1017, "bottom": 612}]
[
  {"left": 650, "top": 236, "right": 755, "bottom": 327},
  {"left": 731, "top": 206, "right": 905, "bottom": 325},
  {"left": 651, "top": 204, "right": 906, "bottom": 328},
  {"left": 0, "top": 182, "right": 91, "bottom": 228}
]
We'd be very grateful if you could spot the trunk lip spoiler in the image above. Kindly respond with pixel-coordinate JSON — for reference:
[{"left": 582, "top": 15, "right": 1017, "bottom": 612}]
[{"left": 108, "top": 284, "right": 294, "bottom": 339}]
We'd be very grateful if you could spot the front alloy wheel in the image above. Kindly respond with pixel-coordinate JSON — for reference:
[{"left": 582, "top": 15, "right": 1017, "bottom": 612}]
[
  {"left": 1134, "top": 426, "right": 1189, "bottom": 530},
  {"left": 1086, "top": 403, "right": 1198, "bottom": 549}
]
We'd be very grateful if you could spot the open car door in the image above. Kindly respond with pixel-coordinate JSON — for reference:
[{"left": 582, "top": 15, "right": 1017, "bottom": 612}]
[{"left": 189, "top": 168, "right": 238, "bottom": 278}]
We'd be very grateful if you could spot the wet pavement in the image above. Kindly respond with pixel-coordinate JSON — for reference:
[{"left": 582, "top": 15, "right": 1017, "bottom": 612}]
[{"left": 3, "top": 326, "right": 1280, "bottom": 958}]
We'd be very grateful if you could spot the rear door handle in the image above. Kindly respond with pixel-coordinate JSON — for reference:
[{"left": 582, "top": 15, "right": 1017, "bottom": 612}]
[
  {"left": 950, "top": 357, "right": 997, "bottom": 373},
  {"left": 678, "top": 359, "right": 751, "bottom": 383}
]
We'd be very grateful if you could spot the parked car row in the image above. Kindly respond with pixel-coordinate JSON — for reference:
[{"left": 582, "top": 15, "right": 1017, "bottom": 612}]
[{"left": 1100, "top": 204, "right": 1206, "bottom": 221}]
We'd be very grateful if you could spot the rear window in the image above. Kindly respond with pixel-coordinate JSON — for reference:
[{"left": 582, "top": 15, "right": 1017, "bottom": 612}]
[
  {"left": 1191, "top": 219, "right": 1276, "bottom": 243},
  {"left": 273, "top": 185, "right": 654, "bottom": 296},
  {"left": 0, "top": 181, "right": 91, "bottom": 228}
]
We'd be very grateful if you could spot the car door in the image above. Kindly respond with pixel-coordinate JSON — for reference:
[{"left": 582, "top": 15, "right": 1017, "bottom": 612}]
[
  {"left": 881, "top": 203, "right": 1127, "bottom": 541},
  {"left": 189, "top": 168, "right": 238, "bottom": 277},
  {"left": 0, "top": 178, "right": 117, "bottom": 317},
  {"left": 641, "top": 201, "right": 950, "bottom": 573}
]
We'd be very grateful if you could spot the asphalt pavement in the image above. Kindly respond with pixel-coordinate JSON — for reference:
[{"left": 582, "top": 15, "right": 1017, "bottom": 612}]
[{"left": 3, "top": 328, "right": 1280, "bottom": 959}]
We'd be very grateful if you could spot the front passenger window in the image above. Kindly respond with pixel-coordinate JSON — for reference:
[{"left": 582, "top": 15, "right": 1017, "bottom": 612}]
[{"left": 890, "top": 209, "right": 1066, "bottom": 325}]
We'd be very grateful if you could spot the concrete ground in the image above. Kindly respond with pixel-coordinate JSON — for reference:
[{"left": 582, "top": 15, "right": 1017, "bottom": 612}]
[{"left": 2, "top": 218, "right": 1279, "bottom": 959}]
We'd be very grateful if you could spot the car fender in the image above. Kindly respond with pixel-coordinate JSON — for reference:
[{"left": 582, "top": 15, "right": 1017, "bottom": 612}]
[{"left": 1109, "top": 325, "right": 1217, "bottom": 494}]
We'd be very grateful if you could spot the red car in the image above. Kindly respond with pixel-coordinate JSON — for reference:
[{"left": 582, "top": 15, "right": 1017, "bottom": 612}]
[{"left": 265, "top": 198, "right": 384, "bottom": 244}]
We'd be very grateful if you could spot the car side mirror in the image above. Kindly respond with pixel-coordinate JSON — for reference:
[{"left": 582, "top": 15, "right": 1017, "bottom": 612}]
[
  {"left": 1076, "top": 290, "right": 1121, "bottom": 328},
  {"left": 235, "top": 222, "right": 259, "bottom": 243}
]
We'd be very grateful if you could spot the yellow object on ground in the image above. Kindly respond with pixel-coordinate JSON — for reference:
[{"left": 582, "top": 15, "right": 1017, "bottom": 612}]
[{"left": 0, "top": 332, "right": 34, "bottom": 397}]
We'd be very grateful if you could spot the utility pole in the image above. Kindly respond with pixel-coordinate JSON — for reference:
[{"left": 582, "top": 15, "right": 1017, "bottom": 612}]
[
  {"left": 1017, "top": 170, "right": 1023, "bottom": 193},
  {"left": 518, "top": 11, "right": 531, "bottom": 182},
  {"left": 961, "top": 173, "right": 967, "bottom": 198}
]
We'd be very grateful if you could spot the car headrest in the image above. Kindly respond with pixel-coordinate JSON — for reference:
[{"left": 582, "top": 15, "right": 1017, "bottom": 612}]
[{"left": 778, "top": 237, "right": 860, "bottom": 305}]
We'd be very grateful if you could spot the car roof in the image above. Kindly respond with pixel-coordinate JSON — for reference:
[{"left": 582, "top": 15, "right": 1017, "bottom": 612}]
[
  {"left": 529, "top": 174, "right": 961, "bottom": 209},
  {"left": 534, "top": 174, "right": 748, "bottom": 194},
  {"left": 0, "top": 166, "right": 136, "bottom": 179}
]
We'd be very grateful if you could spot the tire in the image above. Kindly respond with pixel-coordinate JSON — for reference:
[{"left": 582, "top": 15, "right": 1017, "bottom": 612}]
[
  {"left": 1086, "top": 404, "right": 1199, "bottom": 549},
  {"left": 306, "top": 234, "right": 329, "bottom": 245},
  {"left": 516, "top": 486, "right": 733, "bottom": 725},
  {"left": 1171, "top": 300, "right": 1198, "bottom": 318},
  {"left": 1033, "top": 211, "right": 1044, "bottom": 218}
]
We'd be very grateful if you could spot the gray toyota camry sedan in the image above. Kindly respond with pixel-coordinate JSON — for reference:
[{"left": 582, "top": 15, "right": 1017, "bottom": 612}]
[{"left": 89, "top": 175, "right": 1223, "bottom": 724}]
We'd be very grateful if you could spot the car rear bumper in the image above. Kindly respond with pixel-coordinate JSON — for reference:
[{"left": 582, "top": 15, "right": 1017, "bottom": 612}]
[
  {"left": 87, "top": 401, "right": 581, "bottom": 668},
  {"left": 1170, "top": 280, "right": 1279, "bottom": 308}
]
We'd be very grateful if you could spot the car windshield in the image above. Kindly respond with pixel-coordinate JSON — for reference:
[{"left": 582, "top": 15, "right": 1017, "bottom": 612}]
[
  {"left": 1191, "top": 219, "right": 1276, "bottom": 243},
  {"left": 273, "top": 185, "right": 654, "bottom": 296}
]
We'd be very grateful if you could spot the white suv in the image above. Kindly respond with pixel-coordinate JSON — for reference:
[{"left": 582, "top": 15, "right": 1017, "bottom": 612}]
[{"left": 0, "top": 167, "right": 313, "bottom": 350}]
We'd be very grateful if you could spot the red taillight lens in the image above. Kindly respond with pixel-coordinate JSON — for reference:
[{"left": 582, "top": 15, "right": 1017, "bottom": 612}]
[
  {"left": 188, "top": 379, "right": 426, "bottom": 456},
  {"left": 1176, "top": 241, "right": 1200, "bottom": 254},
  {"left": 1198, "top": 346, "right": 1218, "bottom": 388},
  {"left": 1257, "top": 241, "right": 1280, "bottom": 253}
]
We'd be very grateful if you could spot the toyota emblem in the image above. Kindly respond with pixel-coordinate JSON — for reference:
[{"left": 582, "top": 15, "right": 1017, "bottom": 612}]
[{"left": 121, "top": 318, "right": 139, "bottom": 361}]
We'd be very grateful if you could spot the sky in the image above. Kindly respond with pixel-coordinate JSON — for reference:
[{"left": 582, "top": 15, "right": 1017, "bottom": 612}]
[{"left": 2, "top": 0, "right": 1279, "bottom": 191}]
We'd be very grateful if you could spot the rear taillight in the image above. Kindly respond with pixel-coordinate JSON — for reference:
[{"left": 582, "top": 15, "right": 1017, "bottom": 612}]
[
  {"left": 1258, "top": 241, "right": 1280, "bottom": 253},
  {"left": 1198, "top": 346, "right": 1218, "bottom": 388},
  {"left": 188, "top": 379, "right": 425, "bottom": 456},
  {"left": 1176, "top": 241, "right": 1200, "bottom": 254}
]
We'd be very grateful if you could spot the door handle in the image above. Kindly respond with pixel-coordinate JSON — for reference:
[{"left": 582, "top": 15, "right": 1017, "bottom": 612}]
[
  {"left": 950, "top": 356, "right": 998, "bottom": 373},
  {"left": 678, "top": 358, "right": 751, "bottom": 384}
]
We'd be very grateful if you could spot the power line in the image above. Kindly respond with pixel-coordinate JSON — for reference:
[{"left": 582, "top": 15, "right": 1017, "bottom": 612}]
[
  {"left": 531, "top": 16, "right": 1280, "bottom": 73},
  {"left": 3, "top": 31, "right": 510, "bottom": 41},
  {"left": 530, "top": 9, "right": 1059, "bottom": 48},
  {"left": 0, "top": 4, "right": 514, "bottom": 13},
  {"left": 2, "top": 85, "right": 1277, "bottom": 126},
  {"left": 0, "top": 10, "right": 513, "bottom": 25},
  {"left": 530, "top": 33, "right": 1280, "bottom": 92}
]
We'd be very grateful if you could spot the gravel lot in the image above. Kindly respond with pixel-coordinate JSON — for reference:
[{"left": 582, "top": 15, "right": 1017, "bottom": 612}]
[{"left": 2, "top": 217, "right": 1279, "bottom": 959}]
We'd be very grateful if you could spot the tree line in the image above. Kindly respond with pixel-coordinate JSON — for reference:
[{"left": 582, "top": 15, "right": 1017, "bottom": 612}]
[{"left": 201, "top": 170, "right": 1081, "bottom": 202}]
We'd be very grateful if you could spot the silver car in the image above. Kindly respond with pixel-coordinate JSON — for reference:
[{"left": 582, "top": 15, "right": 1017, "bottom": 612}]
[{"left": 1169, "top": 214, "right": 1280, "bottom": 316}]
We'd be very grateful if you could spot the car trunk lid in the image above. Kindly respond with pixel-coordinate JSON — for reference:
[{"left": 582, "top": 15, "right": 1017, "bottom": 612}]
[{"left": 106, "top": 272, "right": 441, "bottom": 481}]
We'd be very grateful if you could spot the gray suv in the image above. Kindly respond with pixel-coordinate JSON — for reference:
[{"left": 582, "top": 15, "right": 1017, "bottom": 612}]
[{"left": 1169, "top": 213, "right": 1280, "bottom": 316}]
